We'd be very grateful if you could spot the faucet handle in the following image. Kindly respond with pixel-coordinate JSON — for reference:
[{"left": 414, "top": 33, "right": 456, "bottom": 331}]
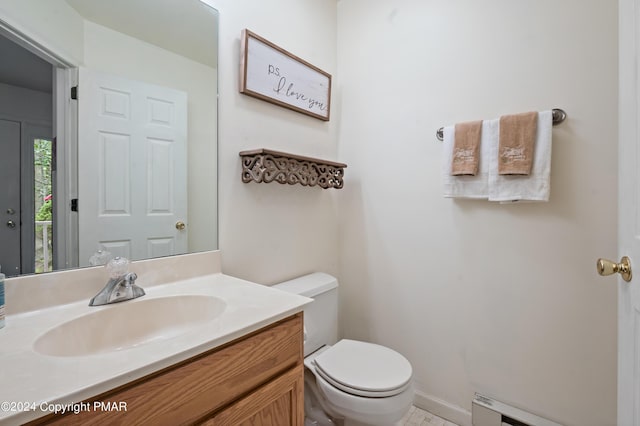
[
  {"left": 89, "top": 249, "right": 113, "bottom": 266},
  {"left": 106, "top": 257, "right": 130, "bottom": 279}
]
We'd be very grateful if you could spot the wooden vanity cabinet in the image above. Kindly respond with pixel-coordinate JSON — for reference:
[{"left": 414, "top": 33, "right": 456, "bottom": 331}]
[{"left": 28, "top": 313, "right": 304, "bottom": 426}]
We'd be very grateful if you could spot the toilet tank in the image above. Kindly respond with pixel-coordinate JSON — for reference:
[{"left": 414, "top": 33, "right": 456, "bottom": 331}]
[{"left": 272, "top": 272, "right": 338, "bottom": 356}]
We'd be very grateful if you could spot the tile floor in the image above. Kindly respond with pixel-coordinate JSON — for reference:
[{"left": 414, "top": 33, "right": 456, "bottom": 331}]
[{"left": 400, "top": 406, "right": 459, "bottom": 426}]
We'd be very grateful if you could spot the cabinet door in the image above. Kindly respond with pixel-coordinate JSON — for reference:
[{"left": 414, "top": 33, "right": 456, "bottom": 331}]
[{"left": 203, "top": 364, "right": 304, "bottom": 426}]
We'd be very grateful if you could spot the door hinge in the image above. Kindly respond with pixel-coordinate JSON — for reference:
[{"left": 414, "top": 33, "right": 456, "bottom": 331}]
[
  {"left": 71, "top": 199, "right": 78, "bottom": 212},
  {"left": 71, "top": 86, "right": 78, "bottom": 100}
]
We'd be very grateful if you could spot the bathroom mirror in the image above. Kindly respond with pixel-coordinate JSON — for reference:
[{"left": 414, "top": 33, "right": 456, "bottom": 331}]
[{"left": 0, "top": 0, "right": 219, "bottom": 277}]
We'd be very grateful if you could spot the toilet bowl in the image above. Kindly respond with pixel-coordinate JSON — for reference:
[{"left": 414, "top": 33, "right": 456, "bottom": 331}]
[
  {"left": 273, "top": 273, "right": 414, "bottom": 426},
  {"left": 305, "top": 341, "right": 414, "bottom": 426}
]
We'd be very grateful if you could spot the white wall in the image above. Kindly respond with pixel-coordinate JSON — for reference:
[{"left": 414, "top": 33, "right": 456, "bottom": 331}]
[
  {"left": 211, "top": 0, "right": 340, "bottom": 284},
  {"left": 336, "top": 2, "right": 617, "bottom": 426},
  {"left": 0, "top": 83, "right": 51, "bottom": 123},
  {"left": 82, "top": 21, "right": 218, "bottom": 253}
]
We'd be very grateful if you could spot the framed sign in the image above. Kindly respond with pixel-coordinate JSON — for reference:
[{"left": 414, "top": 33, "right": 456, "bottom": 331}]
[{"left": 240, "top": 29, "right": 332, "bottom": 121}]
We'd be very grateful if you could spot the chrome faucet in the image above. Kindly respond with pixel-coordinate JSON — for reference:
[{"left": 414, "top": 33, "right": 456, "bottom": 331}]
[{"left": 89, "top": 257, "right": 145, "bottom": 306}]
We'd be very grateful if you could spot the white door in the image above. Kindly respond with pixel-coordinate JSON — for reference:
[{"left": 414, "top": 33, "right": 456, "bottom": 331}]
[
  {"left": 0, "top": 119, "right": 21, "bottom": 276},
  {"left": 78, "top": 68, "right": 188, "bottom": 266},
  {"left": 619, "top": 0, "right": 640, "bottom": 423}
]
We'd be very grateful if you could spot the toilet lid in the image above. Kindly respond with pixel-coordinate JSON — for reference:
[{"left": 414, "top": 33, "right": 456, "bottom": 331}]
[{"left": 313, "top": 339, "right": 412, "bottom": 397}]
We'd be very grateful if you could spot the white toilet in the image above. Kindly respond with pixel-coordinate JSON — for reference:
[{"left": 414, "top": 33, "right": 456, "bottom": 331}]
[{"left": 273, "top": 273, "right": 414, "bottom": 426}]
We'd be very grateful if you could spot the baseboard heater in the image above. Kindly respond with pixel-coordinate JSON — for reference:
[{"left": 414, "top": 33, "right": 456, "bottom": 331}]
[{"left": 472, "top": 394, "right": 563, "bottom": 426}]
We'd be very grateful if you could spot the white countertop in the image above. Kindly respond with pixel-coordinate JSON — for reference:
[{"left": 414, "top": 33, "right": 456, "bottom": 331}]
[{"left": 0, "top": 272, "right": 310, "bottom": 425}]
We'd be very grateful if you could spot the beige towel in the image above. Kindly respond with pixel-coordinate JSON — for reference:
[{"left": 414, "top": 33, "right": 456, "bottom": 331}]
[
  {"left": 498, "top": 111, "right": 537, "bottom": 175},
  {"left": 451, "top": 120, "right": 483, "bottom": 175}
]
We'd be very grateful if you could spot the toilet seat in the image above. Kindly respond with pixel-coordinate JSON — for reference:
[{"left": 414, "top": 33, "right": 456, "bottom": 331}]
[{"left": 312, "top": 339, "right": 412, "bottom": 398}]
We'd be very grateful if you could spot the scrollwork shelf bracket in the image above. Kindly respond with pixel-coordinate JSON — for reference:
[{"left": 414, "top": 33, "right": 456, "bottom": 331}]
[{"left": 239, "top": 149, "right": 347, "bottom": 189}]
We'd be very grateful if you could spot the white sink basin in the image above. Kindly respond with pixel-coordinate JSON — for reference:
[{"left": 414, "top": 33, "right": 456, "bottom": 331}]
[{"left": 33, "top": 295, "right": 227, "bottom": 357}]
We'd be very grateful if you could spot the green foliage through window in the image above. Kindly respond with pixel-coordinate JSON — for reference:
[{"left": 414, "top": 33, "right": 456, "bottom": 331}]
[{"left": 34, "top": 138, "right": 53, "bottom": 273}]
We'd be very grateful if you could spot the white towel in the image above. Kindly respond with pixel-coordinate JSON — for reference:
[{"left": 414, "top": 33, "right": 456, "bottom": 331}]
[
  {"left": 442, "top": 122, "right": 492, "bottom": 199},
  {"left": 488, "top": 110, "right": 553, "bottom": 202}
]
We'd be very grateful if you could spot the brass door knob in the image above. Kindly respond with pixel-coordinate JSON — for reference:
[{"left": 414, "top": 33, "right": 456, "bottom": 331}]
[
  {"left": 175, "top": 221, "right": 186, "bottom": 230},
  {"left": 597, "top": 256, "right": 632, "bottom": 282}
]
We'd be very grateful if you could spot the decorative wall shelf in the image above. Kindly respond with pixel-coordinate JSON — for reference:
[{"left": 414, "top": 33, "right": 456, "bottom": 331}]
[{"left": 239, "top": 149, "right": 347, "bottom": 189}]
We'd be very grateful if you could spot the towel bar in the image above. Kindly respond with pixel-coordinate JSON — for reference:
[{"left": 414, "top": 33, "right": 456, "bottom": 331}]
[{"left": 436, "top": 108, "right": 567, "bottom": 141}]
